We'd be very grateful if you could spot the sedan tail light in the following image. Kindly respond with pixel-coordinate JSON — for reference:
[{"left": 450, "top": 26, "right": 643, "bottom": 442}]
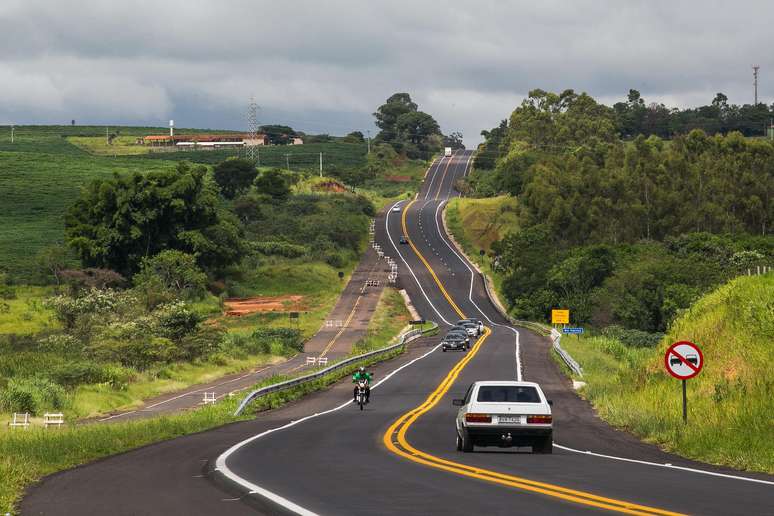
[
  {"left": 527, "top": 415, "right": 552, "bottom": 424},
  {"left": 465, "top": 413, "right": 492, "bottom": 423}
]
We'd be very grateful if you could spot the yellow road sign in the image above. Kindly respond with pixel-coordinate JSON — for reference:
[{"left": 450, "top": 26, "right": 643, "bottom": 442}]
[{"left": 551, "top": 309, "right": 570, "bottom": 324}]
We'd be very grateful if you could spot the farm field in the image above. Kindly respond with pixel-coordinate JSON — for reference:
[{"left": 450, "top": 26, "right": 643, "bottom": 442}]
[
  {"left": 0, "top": 126, "right": 374, "bottom": 282},
  {"left": 0, "top": 150, "right": 177, "bottom": 281}
]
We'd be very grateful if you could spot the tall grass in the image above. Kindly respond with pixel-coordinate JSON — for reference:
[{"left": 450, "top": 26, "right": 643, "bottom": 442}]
[{"left": 561, "top": 274, "right": 774, "bottom": 473}]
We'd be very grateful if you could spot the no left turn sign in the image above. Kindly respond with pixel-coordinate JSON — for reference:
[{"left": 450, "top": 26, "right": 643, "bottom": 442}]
[{"left": 664, "top": 341, "right": 704, "bottom": 379}]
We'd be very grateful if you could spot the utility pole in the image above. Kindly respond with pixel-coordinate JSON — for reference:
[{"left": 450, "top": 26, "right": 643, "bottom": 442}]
[
  {"left": 10, "top": 124, "right": 14, "bottom": 143},
  {"left": 319, "top": 152, "right": 323, "bottom": 177},
  {"left": 367, "top": 129, "right": 371, "bottom": 154},
  {"left": 106, "top": 127, "right": 109, "bottom": 145},
  {"left": 753, "top": 65, "right": 760, "bottom": 105},
  {"left": 285, "top": 153, "right": 290, "bottom": 171}
]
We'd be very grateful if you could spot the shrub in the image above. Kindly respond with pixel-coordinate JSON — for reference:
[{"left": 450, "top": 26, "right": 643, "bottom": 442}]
[
  {"left": 178, "top": 324, "right": 225, "bottom": 360},
  {"left": 48, "top": 362, "right": 111, "bottom": 387},
  {"left": 250, "top": 327, "right": 303, "bottom": 354},
  {"left": 44, "top": 288, "right": 128, "bottom": 330},
  {"left": 87, "top": 337, "right": 181, "bottom": 370},
  {"left": 0, "top": 377, "right": 68, "bottom": 414},
  {"left": 134, "top": 250, "right": 207, "bottom": 309},
  {"left": 601, "top": 325, "right": 664, "bottom": 348},
  {"left": 251, "top": 241, "right": 309, "bottom": 258},
  {"left": 36, "top": 334, "right": 83, "bottom": 354},
  {"left": 152, "top": 302, "right": 203, "bottom": 341}
]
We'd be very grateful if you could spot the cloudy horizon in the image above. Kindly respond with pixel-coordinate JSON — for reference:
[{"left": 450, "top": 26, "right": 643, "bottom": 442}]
[{"left": 1, "top": 0, "right": 772, "bottom": 145}]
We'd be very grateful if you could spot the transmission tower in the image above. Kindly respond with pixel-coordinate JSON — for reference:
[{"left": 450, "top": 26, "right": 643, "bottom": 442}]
[
  {"left": 753, "top": 65, "right": 760, "bottom": 105},
  {"left": 246, "top": 97, "right": 259, "bottom": 163}
]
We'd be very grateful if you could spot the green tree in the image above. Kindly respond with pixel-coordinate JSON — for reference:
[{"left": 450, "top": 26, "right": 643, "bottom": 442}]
[
  {"left": 374, "top": 93, "right": 418, "bottom": 143},
  {"left": 254, "top": 168, "right": 291, "bottom": 199},
  {"left": 213, "top": 158, "right": 257, "bottom": 199},
  {"left": 259, "top": 125, "right": 296, "bottom": 145},
  {"left": 344, "top": 131, "right": 365, "bottom": 143},
  {"left": 65, "top": 162, "right": 244, "bottom": 277},
  {"left": 134, "top": 250, "right": 207, "bottom": 308}
]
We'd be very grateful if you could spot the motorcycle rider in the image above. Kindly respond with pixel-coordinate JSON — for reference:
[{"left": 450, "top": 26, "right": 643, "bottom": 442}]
[{"left": 352, "top": 366, "right": 373, "bottom": 403}]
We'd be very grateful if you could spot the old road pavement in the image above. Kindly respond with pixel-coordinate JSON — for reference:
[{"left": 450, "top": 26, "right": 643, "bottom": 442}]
[{"left": 22, "top": 151, "right": 774, "bottom": 515}]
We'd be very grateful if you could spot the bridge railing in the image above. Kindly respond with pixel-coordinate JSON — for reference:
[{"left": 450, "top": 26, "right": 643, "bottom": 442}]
[{"left": 233, "top": 321, "right": 439, "bottom": 416}]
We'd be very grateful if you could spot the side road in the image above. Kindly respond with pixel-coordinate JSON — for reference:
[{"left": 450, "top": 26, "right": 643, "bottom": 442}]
[
  {"left": 20, "top": 336, "right": 441, "bottom": 516},
  {"left": 95, "top": 213, "right": 391, "bottom": 423}
]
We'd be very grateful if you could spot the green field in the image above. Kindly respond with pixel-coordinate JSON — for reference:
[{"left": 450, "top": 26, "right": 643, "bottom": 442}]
[
  {"left": 560, "top": 274, "right": 774, "bottom": 473},
  {"left": 0, "top": 150, "right": 177, "bottom": 281},
  {"left": 0, "top": 126, "right": 374, "bottom": 282}
]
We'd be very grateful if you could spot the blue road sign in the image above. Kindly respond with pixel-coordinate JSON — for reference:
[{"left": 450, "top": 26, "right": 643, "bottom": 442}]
[{"left": 562, "top": 327, "right": 584, "bottom": 334}]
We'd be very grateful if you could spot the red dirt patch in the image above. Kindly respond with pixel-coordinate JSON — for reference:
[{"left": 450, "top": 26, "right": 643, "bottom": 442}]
[
  {"left": 314, "top": 180, "right": 347, "bottom": 192},
  {"left": 224, "top": 295, "right": 306, "bottom": 316},
  {"left": 385, "top": 175, "right": 411, "bottom": 182}
]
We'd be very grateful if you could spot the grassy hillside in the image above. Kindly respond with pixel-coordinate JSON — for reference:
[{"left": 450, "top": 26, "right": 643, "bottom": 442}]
[
  {"left": 445, "top": 196, "right": 517, "bottom": 305},
  {"left": 561, "top": 274, "right": 774, "bottom": 473},
  {"left": 446, "top": 196, "right": 518, "bottom": 253}
]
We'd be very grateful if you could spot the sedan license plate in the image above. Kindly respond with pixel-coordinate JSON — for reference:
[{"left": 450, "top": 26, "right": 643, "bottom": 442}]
[{"left": 499, "top": 416, "right": 521, "bottom": 424}]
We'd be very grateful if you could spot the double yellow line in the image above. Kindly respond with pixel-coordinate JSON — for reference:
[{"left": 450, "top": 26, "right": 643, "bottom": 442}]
[{"left": 385, "top": 201, "right": 683, "bottom": 516}]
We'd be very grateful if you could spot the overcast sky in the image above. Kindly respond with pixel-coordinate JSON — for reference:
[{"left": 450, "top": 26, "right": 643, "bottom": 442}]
[{"left": 1, "top": 0, "right": 772, "bottom": 145}]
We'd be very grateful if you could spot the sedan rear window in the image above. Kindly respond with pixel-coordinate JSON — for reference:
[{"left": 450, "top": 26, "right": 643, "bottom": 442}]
[{"left": 477, "top": 386, "right": 541, "bottom": 403}]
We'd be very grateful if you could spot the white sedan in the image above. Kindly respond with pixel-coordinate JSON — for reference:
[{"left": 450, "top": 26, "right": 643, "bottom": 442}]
[
  {"left": 391, "top": 203, "right": 402, "bottom": 213},
  {"left": 453, "top": 381, "right": 553, "bottom": 453}
]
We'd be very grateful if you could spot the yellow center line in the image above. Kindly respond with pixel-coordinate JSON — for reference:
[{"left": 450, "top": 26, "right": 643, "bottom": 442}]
[
  {"left": 319, "top": 296, "right": 362, "bottom": 358},
  {"left": 401, "top": 199, "right": 465, "bottom": 318},
  {"left": 432, "top": 155, "right": 454, "bottom": 200},
  {"left": 318, "top": 252, "right": 383, "bottom": 358},
  {"left": 384, "top": 208, "right": 684, "bottom": 516}
]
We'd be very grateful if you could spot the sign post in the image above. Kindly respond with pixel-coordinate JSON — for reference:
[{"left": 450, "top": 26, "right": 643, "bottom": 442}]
[{"left": 664, "top": 341, "right": 704, "bottom": 423}]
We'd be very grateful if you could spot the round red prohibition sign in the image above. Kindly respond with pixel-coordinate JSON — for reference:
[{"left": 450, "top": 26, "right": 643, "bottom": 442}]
[{"left": 664, "top": 341, "right": 704, "bottom": 380}]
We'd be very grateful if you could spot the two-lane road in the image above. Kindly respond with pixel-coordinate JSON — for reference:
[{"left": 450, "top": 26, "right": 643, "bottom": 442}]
[
  {"left": 216, "top": 151, "right": 774, "bottom": 515},
  {"left": 23, "top": 152, "right": 774, "bottom": 515}
]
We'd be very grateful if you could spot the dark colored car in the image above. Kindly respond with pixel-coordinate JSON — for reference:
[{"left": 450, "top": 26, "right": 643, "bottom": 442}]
[
  {"left": 446, "top": 329, "right": 470, "bottom": 347},
  {"left": 399, "top": 235, "right": 409, "bottom": 245},
  {"left": 442, "top": 334, "right": 468, "bottom": 352}
]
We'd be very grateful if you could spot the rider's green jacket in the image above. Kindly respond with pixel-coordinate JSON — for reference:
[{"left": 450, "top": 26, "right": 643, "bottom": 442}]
[{"left": 352, "top": 371, "right": 373, "bottom": 383}]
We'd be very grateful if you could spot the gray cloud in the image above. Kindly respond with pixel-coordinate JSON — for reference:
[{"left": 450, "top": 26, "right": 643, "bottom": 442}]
[{"left": 1, "top": 0, "right": 772, "bottom": 145}]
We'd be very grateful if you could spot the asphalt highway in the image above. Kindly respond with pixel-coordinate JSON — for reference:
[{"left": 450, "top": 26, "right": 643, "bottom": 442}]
[{"left": 22, "top": 151, "right": 774, "bottom": 515}]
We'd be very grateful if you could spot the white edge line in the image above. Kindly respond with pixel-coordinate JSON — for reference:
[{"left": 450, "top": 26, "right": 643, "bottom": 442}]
[
  {"left": 429, "top": 154, "right": 523, "bottom": 381},
  {"left": 432, "top": 156, "right": 774, "bottom": 483},
  {"left": 423, "top": 157, "right": 443, "bottom": 200},
  {"left": 214, "top": 342, "right": 443, "bottom": 515},
  {"left": 385, "top": 200, "right": 451, "bottom": 325},
  {"left": 553, "top": 443, "right": 774, "bottom": 486}
]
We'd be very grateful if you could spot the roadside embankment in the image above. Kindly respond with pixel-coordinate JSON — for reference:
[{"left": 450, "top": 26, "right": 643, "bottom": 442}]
[{"left": 560, "top": 274, "right": 774, "bottom": 474}]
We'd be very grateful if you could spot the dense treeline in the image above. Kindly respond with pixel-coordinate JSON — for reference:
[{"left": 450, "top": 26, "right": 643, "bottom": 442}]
[
  {"left": 467, "top": 89, "right": 773, "bottom": 333},
  {"left": 614, "top": 90, "right": 773, "bottom": 139}
]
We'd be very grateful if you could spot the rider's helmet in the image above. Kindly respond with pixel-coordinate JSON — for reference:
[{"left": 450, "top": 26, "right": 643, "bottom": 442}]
[{"left": 359, "top": 366, "right": 365, "bottom": 373}]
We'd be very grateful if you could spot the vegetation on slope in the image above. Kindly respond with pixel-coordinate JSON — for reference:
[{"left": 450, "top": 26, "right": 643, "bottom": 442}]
[
  {"left": 560, "top": 274, "right": 774, "bottom": 473},
  {"left": 460, "top": 89, "right": 773, "bottom": 332}
]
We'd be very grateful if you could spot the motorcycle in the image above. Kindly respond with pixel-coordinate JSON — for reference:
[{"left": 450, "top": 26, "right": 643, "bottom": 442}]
[{"left": 355, "top": 379, "right": 369, "bottom": 411}]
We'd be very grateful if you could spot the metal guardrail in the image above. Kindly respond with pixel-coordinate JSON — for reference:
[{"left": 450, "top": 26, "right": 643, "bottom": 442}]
[
  {"left": 478, "top": 271, "right": 582, "bottom": 376},
  {"left": 550, "top": 328, "right": 583, "bottom": 377},
  {"left": 233, "top": 322, "right": 439, "bottom": 415}
]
